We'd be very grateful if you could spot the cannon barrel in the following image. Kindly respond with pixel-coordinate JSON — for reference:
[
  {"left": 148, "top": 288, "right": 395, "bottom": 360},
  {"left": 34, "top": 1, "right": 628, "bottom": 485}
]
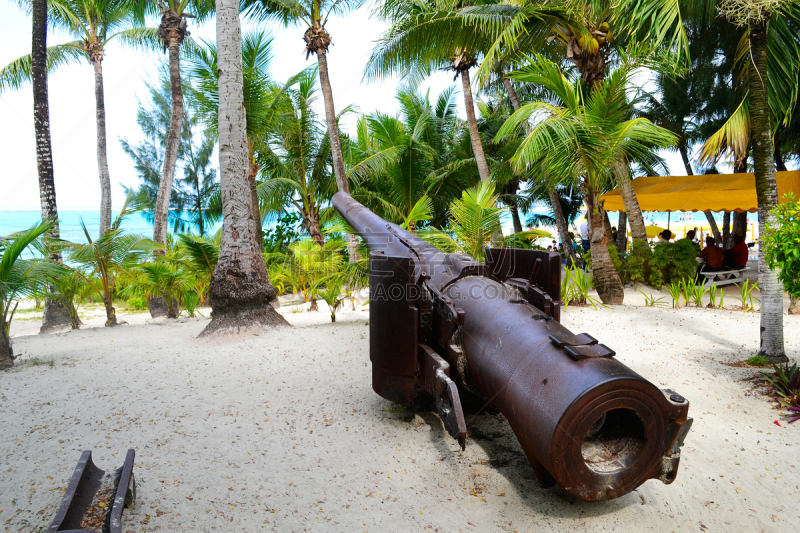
[{"left": 332, "top": 192, "right": 692, "bottom": 501}]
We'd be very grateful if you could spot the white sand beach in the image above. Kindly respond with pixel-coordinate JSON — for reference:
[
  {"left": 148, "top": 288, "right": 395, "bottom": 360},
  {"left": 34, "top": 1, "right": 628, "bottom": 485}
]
[{"left": 1, "top": 293, "right": 798, "bottom": 532}]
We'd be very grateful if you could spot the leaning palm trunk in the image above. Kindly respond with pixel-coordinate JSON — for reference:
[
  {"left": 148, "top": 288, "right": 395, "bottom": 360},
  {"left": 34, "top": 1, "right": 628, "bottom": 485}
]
[
  {"left": 679, "top": 145, "right": 722, "bottom": 243},
  {"left": 309, "top": 24, "right": 359, "bottom": 261},
  {"left": 32, "top": 0, "right": 72, "bottom": 332},
  {"left": 615, "top": 170, "right": 647, "bottom": 242},
  {"left": 585, "top": 183, "right": 623, "bottom": 304},
  {"left": 92, "top": 56, "right": 112, "bottom": 236},
  {"left": 153, "top": 31, "right": 184, "bottom": 249},
  {"left": 503, "top": 75, "right": 577, "bottom": 264},
  {"left": 1, "top": 313, "right": 13, "bottom": 369},
  {"left": 616, "top": 211, "right": 628, "bottom": 251},
  {"left": 200, "top": 0, "right": 287, "bottom": 336},
  {"left": 460, "top": 69, "right": 491, "bottom": 183},
  {"left": 748, "top": 18, "right": 786, "bottom": 362}
]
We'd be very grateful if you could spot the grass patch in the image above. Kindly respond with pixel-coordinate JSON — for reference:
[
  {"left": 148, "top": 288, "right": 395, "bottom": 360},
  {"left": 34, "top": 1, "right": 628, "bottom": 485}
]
[{"left": 746, "top": 356, "right": 770, "bottom": 367}]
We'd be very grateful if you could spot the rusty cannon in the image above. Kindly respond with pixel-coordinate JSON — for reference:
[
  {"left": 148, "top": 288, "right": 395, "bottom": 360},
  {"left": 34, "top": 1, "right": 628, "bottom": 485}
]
[{"left": 333, "top": 192, "right": 692, "bottom": 501}]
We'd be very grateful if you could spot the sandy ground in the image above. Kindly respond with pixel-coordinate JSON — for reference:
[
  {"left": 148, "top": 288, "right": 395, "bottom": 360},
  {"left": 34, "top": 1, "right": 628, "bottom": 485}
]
[{"left": 1, "top": 292, "right": 799, "bottom": 533}]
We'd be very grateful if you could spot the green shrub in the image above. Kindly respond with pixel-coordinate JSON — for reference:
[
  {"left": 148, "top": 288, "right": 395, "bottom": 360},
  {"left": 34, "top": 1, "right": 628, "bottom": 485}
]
[
  {"left": 622, "top": 240, "right": 651, "bottom": 285},
  {"left": 747, "top": 356, "right": 770, "bottom": 367},
  {"left": 647, "top": 240, "right": 697, "bottom": 288},
  {"left": 762, "top": 193, "right": 800, "bottom": 302},
  {"left": 126, "top": 297, "right": 148, "bottom": 310}
]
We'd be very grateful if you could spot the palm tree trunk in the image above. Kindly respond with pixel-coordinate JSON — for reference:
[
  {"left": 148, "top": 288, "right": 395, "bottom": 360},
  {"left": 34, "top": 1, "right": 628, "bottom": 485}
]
[
  {"left": 153, "top": 37, "right": 184, "bottom": 250},
  {"left": 501, "top": 75, "right": 576, "bottom": 261},
  {"left": 509, "top": 204, "right": 523, "bottom": 234},
  {"left": 749, "top": 18, "right": 786, "bottom": 362},
  {"left": 732, "top": 211, "right": 747, "bottom": 241},
  {"left": 200, "top": 0, "right": 287, "bottom": 336},
  {"left": 616, "top": 211, "right": 628, "bottom": 251},
  {"left": 248, "top": 139, "right": 263, "bottom": 251},
  {"left": 92, "top": 58, "right": 112, "bottom": 236},
  {"left": 679, "top": 146, "right": 722, "bottom": 244},
  {"left": 585, "top": 185, "right": 624, "bottom": 304},
  {"left": 32, "top": 0, "right": 72, "bottom": 332},
  {"left": 548, "top": 186, "right": 579, "bottom": 267},
  {"left": 305, "top": 210, "right": 325, "bottom": 247},
  {"left": 774, "top": 146, "right": 787, "bottom": 171},
  {"left": 0, "top": 318, "right": 12, "bottom": 369},
  {"left": 722, "top": 211, "right": 731, "bottom": 247},
  {"left": 103, "top": 296, "right": 117, "bottom": 327},
  {"left": 460, "top": 70, "right": 491, "bottom": 183},
  {"left": 615, "top": 169, "right": 647, "bottom": 242},
  {"left": 316, "top": 46, "right": 360, "bottom": 260}
]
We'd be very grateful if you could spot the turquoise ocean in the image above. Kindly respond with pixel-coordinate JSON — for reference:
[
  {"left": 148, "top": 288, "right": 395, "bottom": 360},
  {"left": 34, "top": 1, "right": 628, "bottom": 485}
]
[{"left": 0, "top": 208, "right": 751, "bottom": 244}]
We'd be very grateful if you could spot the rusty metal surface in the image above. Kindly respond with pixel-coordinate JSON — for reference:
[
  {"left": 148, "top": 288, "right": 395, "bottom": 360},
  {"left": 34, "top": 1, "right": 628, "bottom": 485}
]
[
  {"left": 332, "top": 191, "right": 692, "bottom": 502},
  {"left": 47, "top": 449, "right": 136, "bottom": 533}
]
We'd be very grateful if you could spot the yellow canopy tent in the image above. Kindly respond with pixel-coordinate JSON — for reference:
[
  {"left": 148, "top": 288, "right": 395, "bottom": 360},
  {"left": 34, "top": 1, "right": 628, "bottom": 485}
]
[{"left": 599, "top": 170, "right": 800, "bottom": 213}]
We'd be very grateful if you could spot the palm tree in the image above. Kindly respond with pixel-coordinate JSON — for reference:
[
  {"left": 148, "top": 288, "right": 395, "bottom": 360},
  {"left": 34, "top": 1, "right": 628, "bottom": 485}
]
[
  {"left": 187, "top": 30, "right": 281, "bottom": 245},
  {"left": 694, "top": 2, "right": 800, "bottom": 362},
  {"left": 1, "top": 0, "right": 160, "bottom": 236},
  {"left": 256, "top": 67, "right": 337, "bottom": 246},
  {"left": 245, "top": 0, "right": 364, "bottom": 196},
  {"left": 121, "top": 261, "right": 194, "bottom": 318},
  {"left": 68, "top": 199, "right": 160, "bottom": 326},
  {"left": 367, "top": 0, "right": 507, "bottom": 184},
  {"left": 132, "top": 0, "right": 214, "bottom": 251},
  {"left": 200, "top": 0, "right": 288, "bottom": 336},
  {"left": 419, "top": 181, "right": 550, "bottom": 261},
  {"left": 496, "top": 57, "right": 677, "bottom": 304},
  {"left": 1, "top": 219, "right": 63, "bottom": 367}
]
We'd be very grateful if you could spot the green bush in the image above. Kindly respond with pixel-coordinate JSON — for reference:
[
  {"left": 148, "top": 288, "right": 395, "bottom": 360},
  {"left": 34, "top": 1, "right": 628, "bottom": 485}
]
[
  {"left": 126, "top": 297, "right": 148, "bottom": 310},
  {"left": 622, "top": 240, "right": 651, "bottom": 285},
  {"left": 647, "top": 240, "right": 697, "bottom": 288},
  {"left": 762, "top": 193, "right": 800, "bottom": 302}
]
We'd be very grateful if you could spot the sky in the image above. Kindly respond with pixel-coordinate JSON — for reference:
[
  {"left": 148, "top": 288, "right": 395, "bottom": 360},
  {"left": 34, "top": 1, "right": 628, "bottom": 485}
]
[{"left": 0, "top": 5, "right": 692, "bottom": 211}]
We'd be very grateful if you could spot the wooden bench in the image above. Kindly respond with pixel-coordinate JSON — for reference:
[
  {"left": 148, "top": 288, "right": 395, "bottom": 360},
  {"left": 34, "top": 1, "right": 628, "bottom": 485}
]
[
  {"left": 699, "top": 267, "right": 750, "bottom": 287},
  {"left": 46, "top": 449, "right": 136, "bottom": 533}
]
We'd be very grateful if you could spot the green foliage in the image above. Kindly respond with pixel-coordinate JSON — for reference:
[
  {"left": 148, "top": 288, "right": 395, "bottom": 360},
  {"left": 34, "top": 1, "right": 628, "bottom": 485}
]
[
  {"left": 48, "top": 269, "right": 95, "bottom": 328},
  {"left": 682, "top": 278, "right": 710, "bottom": 307},
  {"left": 263, "top": 212, "right": 301, "bottom": 254},
  {"left": 0, "top": 219, "right": 62, "bottom": 356},
  {"left": 419, "top": 182, "right": 549, "bottom": 261},
  {"left": 762, "top": 194, "right": 800, "bottom": 301},
  {"left": 622, "top": 240, "right": 651, "bottom": 286},
  {"left": 561, "top": 263, "right": 606, "bottom": 311},
  {"left": 708, "top": 283, "right": 724, "bottom": 309},
  {"left": 647, "top": 240, "right": 698, "bottom": 288},
  {"left": 267, "top": 237, "right": 346, "bottom": 305},
  {"left": 639, "top": 291, "right": 666, "bottom": 307},
  {"left": 316, "top": 273, "right": 347, "bottom": 322},
  {"left": 736, "top": 279, "right": 760, "bottom": 311},
  {"left": 747, "top": 356, "right": 770, "bottom": 367},
  {"left": 121, "top": 262, "right": 195, "bottom": 319},
  {"left": 67, "top": 197, "right": 160, "bottom": 326},
  {"left": 665, "top": 282, "right": 684, "bottom": 309},
  {"left": 126, "top": 297, "right": 148, "bottom": 311},
  {"left": 760, "top": 363, "right": 800, "bottom": 423}
]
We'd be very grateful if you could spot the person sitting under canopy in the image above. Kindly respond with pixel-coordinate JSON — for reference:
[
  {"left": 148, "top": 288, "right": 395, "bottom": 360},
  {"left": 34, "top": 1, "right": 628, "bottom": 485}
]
[
  {"left": 697, "top": 236, "right": 725, "bottom": 279},
  {"left": 723, "top": 233, "right": 749, "bottom": 270}
]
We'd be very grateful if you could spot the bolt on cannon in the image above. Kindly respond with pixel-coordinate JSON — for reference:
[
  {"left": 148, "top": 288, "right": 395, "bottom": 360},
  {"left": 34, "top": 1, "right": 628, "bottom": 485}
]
[{"left": 333, "top": 192, "right": 692, "bottom": 501}]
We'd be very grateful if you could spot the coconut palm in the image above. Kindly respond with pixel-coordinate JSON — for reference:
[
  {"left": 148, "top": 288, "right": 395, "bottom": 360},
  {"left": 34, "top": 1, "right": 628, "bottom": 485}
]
[
  {"left": 366, "top": 0, "right": 509, "bottom": 184},
  {"left": 419, "top": 181, "right": 550, "bottom": 262},
  {"left": 1, "top": 0, "right": 161, "bottom": 236},
  {"left": 691, "top": 1, "right": 800, "bottom": 362},
  {"left": 256, "top": 67, "right": 338, "bottom": 246},
  {"left": 200, "top": 0, "right": 288, "bottom": 335},
  {"left": 187, "top": 30, "right": 280, "bottom": 244},
  {"left": 121, "top": 261, "right": 195, "bottom": 318},
  {"left": 173, "top": 233, "right": 218, "bottom": 303},
  {"left": 67, "top": 198, "right": 160, "bottom": 326},
  {"left": 245, "top": 0, "right": 365, "bottom": 196},
  {"left": 496, "top": 57, "right": 677, "bottom": 304},
  {"left": 267, "top": 237, "right": 346, "bottom": 311},
  {"left": 0, "top": 219, "right": 62, "bottom": 368},
  {"left": 130, "top": 0, "right": 214, "bottom": 251}
]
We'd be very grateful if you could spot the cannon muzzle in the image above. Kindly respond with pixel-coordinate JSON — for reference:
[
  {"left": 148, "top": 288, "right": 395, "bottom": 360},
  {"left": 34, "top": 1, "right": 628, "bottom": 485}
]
[{"left": 332, "top": 192, "right": 692, "bottom": 501}]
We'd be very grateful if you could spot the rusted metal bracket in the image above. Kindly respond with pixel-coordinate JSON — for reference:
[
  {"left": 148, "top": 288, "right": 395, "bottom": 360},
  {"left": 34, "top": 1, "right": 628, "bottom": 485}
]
[
  {"left": 47, "top": 449, "right": 136, "bottom": 533},
  {"left": 549, "top": 333, "right": 615, "bottom": 360},
  {"left": 506, "top": 278, "right": 559, "bottom": 320},
  {"left": 419, "top": 344, "right": 467, "bottom": 449}
]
